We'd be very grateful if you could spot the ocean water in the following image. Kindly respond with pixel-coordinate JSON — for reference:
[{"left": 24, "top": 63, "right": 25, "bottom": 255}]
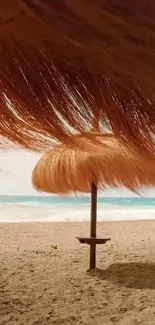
[{"left": 0, "top": 195, "right": 155, "bottom": 222}]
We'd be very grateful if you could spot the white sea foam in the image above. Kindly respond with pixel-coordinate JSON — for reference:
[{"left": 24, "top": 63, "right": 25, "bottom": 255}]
[{"left": 0, "top": 204, "right": 155, "bottom": 222}]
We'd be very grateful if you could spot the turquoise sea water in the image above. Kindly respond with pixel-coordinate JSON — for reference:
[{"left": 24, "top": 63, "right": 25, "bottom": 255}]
[
  {"left": 0, "top": 196, "right": 155, "bottom": 222},
  {"left": 0, "top": 195, "right": 154, "bottom": 208}
]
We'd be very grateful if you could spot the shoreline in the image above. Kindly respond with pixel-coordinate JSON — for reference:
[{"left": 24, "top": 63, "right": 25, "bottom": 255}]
[
  {"left": 0, "top": 218, "right": 155, "bottom": 223},
  {"left": 0, "top": 201, "right": 155, "bottom": 223}
]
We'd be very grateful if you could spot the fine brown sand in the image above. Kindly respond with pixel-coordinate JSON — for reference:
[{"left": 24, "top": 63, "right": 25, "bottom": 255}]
[{"left": 0, "top": 221, "right": 155, "bottom": 325}]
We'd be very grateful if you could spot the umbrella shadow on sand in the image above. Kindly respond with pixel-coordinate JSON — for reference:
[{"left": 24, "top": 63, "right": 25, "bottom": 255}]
[{"left": 91, "top": 262, "right": 155, "bottom": 289}]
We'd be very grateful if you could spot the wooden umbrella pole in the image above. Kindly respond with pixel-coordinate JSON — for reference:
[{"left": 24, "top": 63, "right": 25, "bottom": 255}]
[{"left": 89, "top": 182, "right": 97, "bottom": 270}]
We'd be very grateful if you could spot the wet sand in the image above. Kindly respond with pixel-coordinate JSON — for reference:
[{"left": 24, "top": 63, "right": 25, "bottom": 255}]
[{"left": 0, "top": 221, "right": 155, "bottom": 325}]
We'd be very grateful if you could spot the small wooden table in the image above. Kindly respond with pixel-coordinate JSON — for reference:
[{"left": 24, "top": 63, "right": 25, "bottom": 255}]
[
  {"left": 76, "top": 236, "right": 111, "bottom": 270},
  {"left": 76, "top": 237, "right": 111, "bottom": 245}
]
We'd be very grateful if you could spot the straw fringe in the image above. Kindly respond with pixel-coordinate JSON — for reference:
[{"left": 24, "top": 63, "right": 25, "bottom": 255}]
[
  {"left": 0, "top": 1, "right": 155, "bottom": 150},
  {"left": 32, "top": 134, "right": 155, "bottom": 194}
]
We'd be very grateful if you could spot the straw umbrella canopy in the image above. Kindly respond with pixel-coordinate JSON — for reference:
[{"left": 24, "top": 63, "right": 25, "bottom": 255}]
[
  {"left": 1, "top": 1, "right": 155, "bottom": 152},
  {"left": 32, "top": 133, "right": 155, "bottom": 269}
]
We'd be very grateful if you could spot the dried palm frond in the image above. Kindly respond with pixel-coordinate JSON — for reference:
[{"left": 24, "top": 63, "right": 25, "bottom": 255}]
[
  {"left": 32, "top": 134, "right": 155, "bottom": 194},
  {"left": 0, "top": 1, "right": 155, "bottom": 151}
]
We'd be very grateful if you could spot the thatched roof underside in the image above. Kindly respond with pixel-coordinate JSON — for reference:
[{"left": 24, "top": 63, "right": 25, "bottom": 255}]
[
  {"left": 1, "top": 1, "right": 155, "bottom": 152},
  {"left": 32, "top": 134, "right": 155, "bottom": 194}
]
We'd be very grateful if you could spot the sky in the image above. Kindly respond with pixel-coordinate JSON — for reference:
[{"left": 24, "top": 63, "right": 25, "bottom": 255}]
[{"left": 0, "top": 149, "right": 155, "bottom": 197}]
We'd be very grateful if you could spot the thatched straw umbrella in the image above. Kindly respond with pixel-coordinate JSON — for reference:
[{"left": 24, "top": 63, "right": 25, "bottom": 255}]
[
  {"left": 32, "top": 133, "right": 155, "bottom": 270},
  {"left": 1, "top": 1, "right": 155, "bottom": 152}
]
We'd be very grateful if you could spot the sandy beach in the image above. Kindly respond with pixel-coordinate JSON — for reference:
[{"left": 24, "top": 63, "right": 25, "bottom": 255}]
[{"left": 0, "top": 221, "right": 155, "bottom": 325}]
